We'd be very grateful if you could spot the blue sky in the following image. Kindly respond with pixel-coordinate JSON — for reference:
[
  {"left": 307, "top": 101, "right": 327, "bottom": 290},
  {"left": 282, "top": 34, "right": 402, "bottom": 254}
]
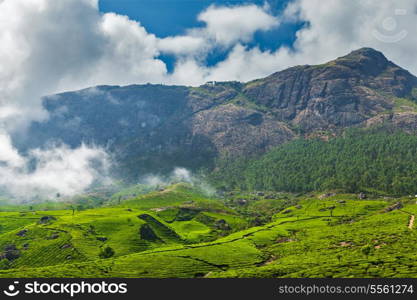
[{"left": 99, "top": 0, "right": 302, "bottom": 71}]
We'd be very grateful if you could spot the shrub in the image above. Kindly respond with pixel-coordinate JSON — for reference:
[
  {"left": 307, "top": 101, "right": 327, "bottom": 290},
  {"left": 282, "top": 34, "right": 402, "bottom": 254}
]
[{"left": 99, "top": 246, "right": 115, "bottom": 259}]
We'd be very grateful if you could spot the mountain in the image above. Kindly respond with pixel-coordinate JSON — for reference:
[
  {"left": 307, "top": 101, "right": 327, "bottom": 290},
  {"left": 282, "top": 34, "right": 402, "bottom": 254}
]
[
  {"left": 244, "top": 48, "right": 417, "bottom": 131},
  {"left": 17, "top": 48, "right": 417, "bottom": 178}
]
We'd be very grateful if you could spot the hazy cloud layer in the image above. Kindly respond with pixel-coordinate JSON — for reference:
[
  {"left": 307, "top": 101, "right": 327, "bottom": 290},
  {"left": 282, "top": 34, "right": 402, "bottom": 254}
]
[
  {"left": 141, "top": 167, "right": 216, "bottom": 197},
  {"left": 0, "top": 133, "right": 111, "bottom": 201}
]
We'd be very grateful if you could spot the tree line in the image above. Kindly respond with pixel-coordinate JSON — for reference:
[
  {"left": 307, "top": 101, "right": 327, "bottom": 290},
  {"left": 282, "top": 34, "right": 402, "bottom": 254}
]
[{"left": 211, "top": 128, "right": 417, "bottom": 195}]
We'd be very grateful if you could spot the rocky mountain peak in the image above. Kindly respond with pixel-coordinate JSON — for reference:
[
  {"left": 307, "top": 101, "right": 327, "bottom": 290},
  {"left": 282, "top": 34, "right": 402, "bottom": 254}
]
[
  {"left": 243, "top": 48, "right": 417, "bottom": 131},
  {"left": 340, "top": 47, "right": 388, "bottom": 62},
  {"left": 332, "top": 47, "right": 390, "bottom": 76}
]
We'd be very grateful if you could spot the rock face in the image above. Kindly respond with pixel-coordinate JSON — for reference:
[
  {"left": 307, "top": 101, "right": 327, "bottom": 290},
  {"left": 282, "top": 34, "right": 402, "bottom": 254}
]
[
  {"left": 17, "top": 48, "right": 417, "bottom": 179},
  {"left": 243, "top": 48, "right": 416, "bottom": 131},
  {"left": 191, "top": 103, "right": 294, "bottom": 157}
]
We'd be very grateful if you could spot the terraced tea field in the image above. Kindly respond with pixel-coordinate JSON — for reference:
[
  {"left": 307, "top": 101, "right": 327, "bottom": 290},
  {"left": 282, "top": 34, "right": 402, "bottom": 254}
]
[{"left": 0, "top": 184, "right": 416, "bottom": 278}]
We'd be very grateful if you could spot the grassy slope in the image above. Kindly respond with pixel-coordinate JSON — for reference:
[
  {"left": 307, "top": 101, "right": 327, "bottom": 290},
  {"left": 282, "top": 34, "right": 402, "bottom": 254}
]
[
  {"left": 0, "top": 184, "right": 251, "bottom": 277},
  {"left": 0, "top": 187, "right": 417, "bottom": 277}
]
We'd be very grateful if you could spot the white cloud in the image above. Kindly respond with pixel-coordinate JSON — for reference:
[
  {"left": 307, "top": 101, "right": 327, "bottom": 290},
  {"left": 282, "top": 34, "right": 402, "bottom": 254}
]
[
  {"left": 157, "top": 36, "right": 207, "bottom": 56},
  {"left": 157, "top": 4, "right": 279, "bottom": 57},
  {"left": 84, "top": 12, "right": 167, "bottom": 87},
  {"left": 0, "top": 140, "right": 111, "bottom": 200},
  {"left": 202, "top": 44, "right": 294, "bottom": 83},
  {"left": 0, "top": 131, "right": 25, "bottom": 168},
  {"left": 0, "top": 0, "right": 166, "bottom": 133},
  {"left": 0, "top": 0, "right": 123, "bottom": 200},
  {"left": 197, "top": 4, "right": 279, "bottom": 47},
  {"left": 284, "top": 0, "right": 417, "bottom": 70},
  {"left": 199, "top": 0, "right": 417, "bottom": 83},
  {"left": 0, "top": 0, "right": 416, "bottom": 111}
]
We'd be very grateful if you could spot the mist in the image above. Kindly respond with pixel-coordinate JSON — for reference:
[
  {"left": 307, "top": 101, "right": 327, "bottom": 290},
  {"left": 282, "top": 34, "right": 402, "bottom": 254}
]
[
  {"left": 141, "top": 167, "right": 216, "bottom": 197},
  {"left": 0, "top": 132, "right": 111, "bottom": 202}
]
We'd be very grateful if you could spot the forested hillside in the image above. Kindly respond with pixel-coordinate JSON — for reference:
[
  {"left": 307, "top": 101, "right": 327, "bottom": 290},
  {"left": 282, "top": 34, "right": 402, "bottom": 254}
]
[{"left": 212, "top": 128, "right": 417, "bottom": 195}]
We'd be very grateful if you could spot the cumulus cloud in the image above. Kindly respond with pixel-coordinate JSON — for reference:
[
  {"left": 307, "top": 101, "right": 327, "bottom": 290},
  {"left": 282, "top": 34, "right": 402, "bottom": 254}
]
[
  {"left": 283, "top": 0, "right": 417, "bottom": 71},
  {"left": 0, "top": 0, "right": 165, "bottom": 132},
  {"left": 157, "top": 4, "right": 279, "bottom": 59},
  {"left": 1, "top": 0, "right": 416, "bottom": 125},
  {"left": 157, "top": 36, "right": 208, "bottom": 57},
  {"left": 0, "top": 131, "right": 25, "bottom": 168},
  {"left": 0, "top": 0, "right": 163, "bottom": 200},
  {"left": 196, "top": 44, "right": 294, "bottom": 83},
  {"left": 197, "top": 4, "right": 279, "bottom": 47},
  {"left": 86, "top": 12, "right": 166, "bottom": 87},
  {"left": 196, "top": 0, "right": 417, "bottom": 83},
  {"left": 9, "top": 0, "right": 415, "bottom": 126}
]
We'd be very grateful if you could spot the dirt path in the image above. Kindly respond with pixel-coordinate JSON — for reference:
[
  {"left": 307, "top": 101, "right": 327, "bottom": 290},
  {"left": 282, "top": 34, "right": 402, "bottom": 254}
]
[{"left": 408, "top": 215, "right": 415, "bottom": 229}]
